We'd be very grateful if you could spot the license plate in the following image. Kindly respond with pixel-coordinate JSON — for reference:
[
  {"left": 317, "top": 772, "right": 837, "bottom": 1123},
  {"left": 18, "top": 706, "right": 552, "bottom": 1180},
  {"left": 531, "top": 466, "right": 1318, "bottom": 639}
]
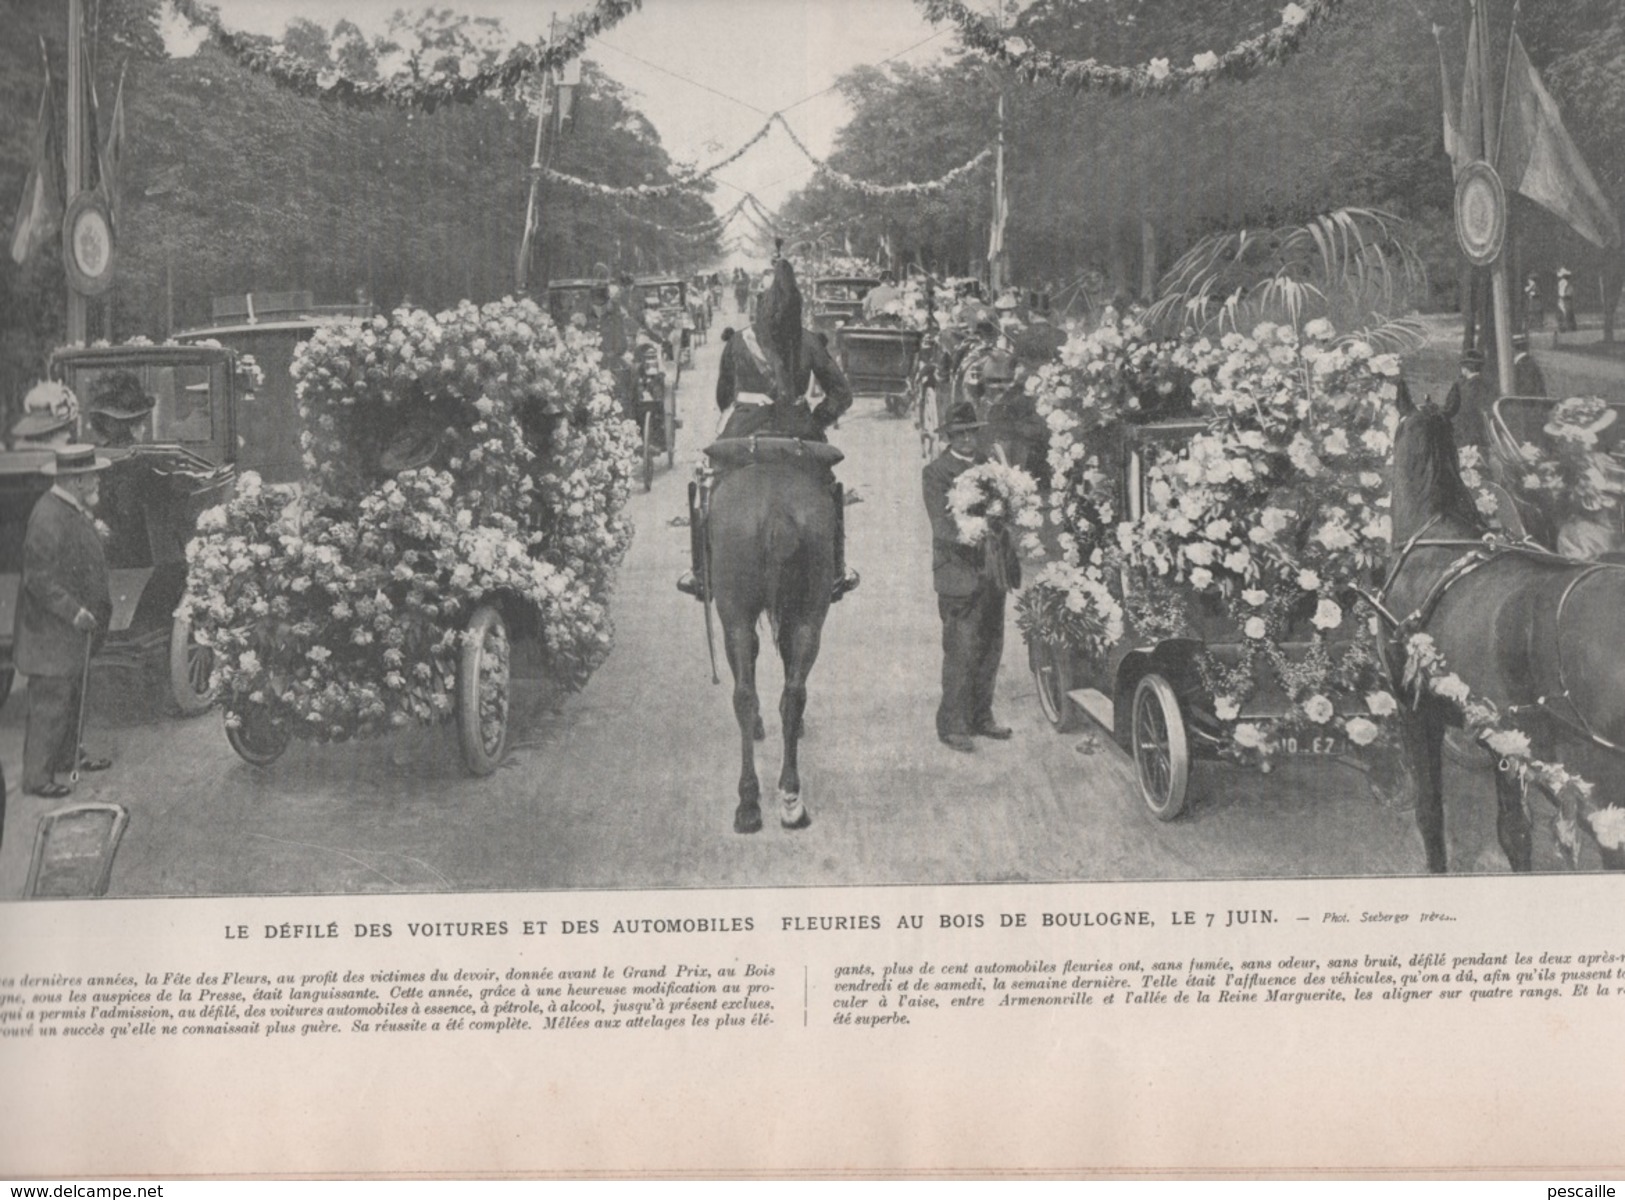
[{"left": 1280, "top": 733, "right": 1346, "bottom": 757}]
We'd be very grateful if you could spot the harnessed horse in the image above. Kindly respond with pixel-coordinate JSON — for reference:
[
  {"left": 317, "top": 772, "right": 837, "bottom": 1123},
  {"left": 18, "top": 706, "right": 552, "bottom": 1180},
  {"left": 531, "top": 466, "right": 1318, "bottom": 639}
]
[{"left": 1379, "top": 387, "right": 1625, "bottom": 872}]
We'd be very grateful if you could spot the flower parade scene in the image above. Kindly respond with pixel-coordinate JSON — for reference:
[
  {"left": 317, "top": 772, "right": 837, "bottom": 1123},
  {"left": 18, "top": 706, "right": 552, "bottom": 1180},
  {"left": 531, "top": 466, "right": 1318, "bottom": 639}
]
[{"left": 5, "top": 0, "right": 1625, "bottom": 899}]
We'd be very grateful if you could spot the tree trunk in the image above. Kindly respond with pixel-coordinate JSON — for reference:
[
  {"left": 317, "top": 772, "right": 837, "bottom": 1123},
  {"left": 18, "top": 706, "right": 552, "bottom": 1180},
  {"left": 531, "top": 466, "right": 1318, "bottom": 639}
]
[
  {"left": 1602, "top": 259, "right": 1622, "bottom": 343},
  {"left": 1108, "top": 227, "right": 1132, "bottom": 303},
  {"left": 1139, "top": 217, "right": 1158, "bottom": 301}
]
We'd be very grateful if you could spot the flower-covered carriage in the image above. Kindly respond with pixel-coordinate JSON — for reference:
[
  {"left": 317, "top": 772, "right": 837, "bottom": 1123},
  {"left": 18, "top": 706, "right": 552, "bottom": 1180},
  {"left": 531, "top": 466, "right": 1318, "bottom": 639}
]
[
  {"left": 180, "top": 298, "right": 638, "bottom": 776},
  {"left": 1018, "top": 319, "right": 1414, "bottom": 819}
]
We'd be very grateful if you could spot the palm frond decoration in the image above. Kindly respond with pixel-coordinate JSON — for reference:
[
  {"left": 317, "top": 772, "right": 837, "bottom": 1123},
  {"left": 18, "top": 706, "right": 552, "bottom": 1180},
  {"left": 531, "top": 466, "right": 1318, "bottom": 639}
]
[{"left": 1142, "top": 208, "right": 1429, "bottom": 352}]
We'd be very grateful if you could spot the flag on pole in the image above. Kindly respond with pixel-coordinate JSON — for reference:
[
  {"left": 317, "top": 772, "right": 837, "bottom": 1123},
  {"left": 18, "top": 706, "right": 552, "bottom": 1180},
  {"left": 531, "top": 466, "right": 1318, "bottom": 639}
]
[
  {"left": 987, "top": 180, "right": 1008, "bottom": 263},
  {"left": 1499, "top": 33, "right": 1621, "bottom": 249},
  {"left": 1433, "top": 25, "right": 1466, "bottom": 176},
  {"left": 1460, "top": 13, "right": 1483, "bottom": 162},
  {"left": 99, "top": 60, "right": 128, "bottom": 232},
  {"left": 10, "top": 45, "right": 62, "bottom": 265}
]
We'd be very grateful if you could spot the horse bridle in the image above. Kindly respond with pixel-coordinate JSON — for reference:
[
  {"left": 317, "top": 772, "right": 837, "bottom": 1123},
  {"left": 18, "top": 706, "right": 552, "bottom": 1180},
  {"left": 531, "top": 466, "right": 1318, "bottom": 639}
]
[{"left": 1366, "top": 513, "right": 1625, "bottom": 754}]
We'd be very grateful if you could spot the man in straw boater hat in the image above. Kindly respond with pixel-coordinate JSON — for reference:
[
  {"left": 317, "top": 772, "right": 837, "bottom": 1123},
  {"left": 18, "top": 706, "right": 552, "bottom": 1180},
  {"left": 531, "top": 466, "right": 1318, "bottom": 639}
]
[
  {"left": 678, "top": 254, "right": 859, "bottom": 602},
  {"left": 14, "top": 444, "right": 115, "bottom": 798},
  {"left": 922, "top": 401, "right": 1019, "bottom": 753}
]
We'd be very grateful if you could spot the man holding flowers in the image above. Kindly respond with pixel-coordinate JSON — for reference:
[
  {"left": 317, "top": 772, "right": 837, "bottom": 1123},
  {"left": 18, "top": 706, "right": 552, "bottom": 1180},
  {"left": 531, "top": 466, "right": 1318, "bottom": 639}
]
[{"left": 923, "top": 402, "right": 1021, "bottom": 752}]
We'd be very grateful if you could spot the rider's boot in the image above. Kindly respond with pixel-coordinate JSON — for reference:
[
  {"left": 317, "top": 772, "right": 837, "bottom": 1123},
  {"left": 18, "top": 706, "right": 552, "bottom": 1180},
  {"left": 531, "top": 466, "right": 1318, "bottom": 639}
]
[
  {"left": 830, "top": 482, "right": 860, "bottom": 603},
  {"left": 677, "top": 479, "right": 708, "bottom": 601}
]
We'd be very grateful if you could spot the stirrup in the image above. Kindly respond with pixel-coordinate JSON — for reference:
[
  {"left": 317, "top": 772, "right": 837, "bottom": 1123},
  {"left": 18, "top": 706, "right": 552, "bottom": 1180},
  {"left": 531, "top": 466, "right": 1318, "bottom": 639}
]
[
  {"left": 677, "top": 570, "right": 708, "bottom": 601},
  {"left": 830, "top": 569, "right": 860, "bottom": 603}
]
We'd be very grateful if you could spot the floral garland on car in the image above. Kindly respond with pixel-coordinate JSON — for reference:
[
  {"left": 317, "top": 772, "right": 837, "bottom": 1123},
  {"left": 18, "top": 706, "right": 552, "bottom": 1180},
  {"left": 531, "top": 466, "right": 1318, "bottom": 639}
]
[
  {"left": 179, "top": 298, "right": 639, "bottom": 744},
  {"left": 1403, "top": 633, "right": 1622, "bottom": 864},
  {"left": 1017, "top": 317, "right": 1504, "bottom": 765},
  {"left": 166, "top": 0, "right": 643, "bottom": 111},
  {"left": 916, "top": 0, "right": 1343, "bottom": 96}
]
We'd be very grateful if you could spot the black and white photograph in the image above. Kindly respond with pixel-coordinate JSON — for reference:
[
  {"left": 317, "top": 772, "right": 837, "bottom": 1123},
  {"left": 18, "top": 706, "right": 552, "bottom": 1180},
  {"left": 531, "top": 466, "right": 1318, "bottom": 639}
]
[{"left": 3, "top": 0, "right": 1625, "bottom": 1179}]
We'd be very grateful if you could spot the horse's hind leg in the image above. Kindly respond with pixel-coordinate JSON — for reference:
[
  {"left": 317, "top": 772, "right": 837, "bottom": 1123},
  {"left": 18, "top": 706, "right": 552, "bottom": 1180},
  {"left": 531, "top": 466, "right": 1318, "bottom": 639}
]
[
  {"left": 1400, "top": 702, "right": 1450, "bottom": 872},
  {"left": 1491, "top": 758, "right": 1534, "bottom": 872},
  {"left": 723, "top": 618, "right": 763, "bottom": 833},
  {"left": 776, "top": 615, "right": 824, "bottom": 830}
]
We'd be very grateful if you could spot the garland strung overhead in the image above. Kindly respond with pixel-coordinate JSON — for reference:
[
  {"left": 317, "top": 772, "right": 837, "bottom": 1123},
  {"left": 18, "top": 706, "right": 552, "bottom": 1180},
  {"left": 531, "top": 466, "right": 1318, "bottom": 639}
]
[
  {"left": 772, "top": 116, "right": 992, "bottom": 196},
  {"left": 612, "top": 195, "right": 749, "bottom": 239},
  {"left": 542, "top": 115, "right": 777, "bottom": 198},
  {"left": 915, "top": 0, "right": 1345, "bottom": 95},
  {"left": 545, "top": 113, "right": 991, "bottom": 201},
  {"left": 165, "top": 0, "right": 643, "bottom": 111}
]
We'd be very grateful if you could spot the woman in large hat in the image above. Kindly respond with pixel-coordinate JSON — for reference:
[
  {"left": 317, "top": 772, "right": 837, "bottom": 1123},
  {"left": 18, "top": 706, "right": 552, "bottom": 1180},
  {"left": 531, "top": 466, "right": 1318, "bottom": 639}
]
[
  {"left": 85, "top": 371, "right": 155, "bottom": 448},
  {"left": 9, "top": 380, "right": 79, "bottom": 447}
]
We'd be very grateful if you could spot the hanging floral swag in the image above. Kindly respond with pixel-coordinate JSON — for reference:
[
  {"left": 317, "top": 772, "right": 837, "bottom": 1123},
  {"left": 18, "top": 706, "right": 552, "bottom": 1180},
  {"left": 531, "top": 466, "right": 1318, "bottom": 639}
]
[
  {"left": 916, "top": 0, "right": 1344, "bottom": 96},
  {"left": 1403, "top": 633, "right": 1621, "bottom": 863},
  {"left": 166, "top": 0, "right": 644, "bottom": 111},
  {"left": 1016, "top": 317, "right": 1506, "bottom": 765},
  {"left": 179, "top": 297, "right": 640, "bottom": 745}
]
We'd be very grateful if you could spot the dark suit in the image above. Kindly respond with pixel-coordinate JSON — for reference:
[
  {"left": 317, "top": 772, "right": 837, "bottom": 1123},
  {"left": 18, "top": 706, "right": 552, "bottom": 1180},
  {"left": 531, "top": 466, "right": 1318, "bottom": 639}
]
[
  {"left": 923, "top": 449, "right": 1019, "bottom": 739},
  {"left": 716, "top": 329, "right": 852, "bottom": 442},
  {"left": 15, "top": 488, "right": 110, "bottom": 791},
  {"left": 1445, "top": 371, "right": 1493, "bottom": 451}
]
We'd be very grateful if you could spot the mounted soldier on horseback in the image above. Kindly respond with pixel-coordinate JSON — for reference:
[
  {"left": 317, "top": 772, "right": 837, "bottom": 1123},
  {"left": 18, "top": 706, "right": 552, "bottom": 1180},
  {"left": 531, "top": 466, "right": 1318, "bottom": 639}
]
[
  {"left": 678, "top": 254, "right": 859, "bottom": 604},
  {"left": 676, "top": 252, "right": 857, "bottom": 834}
]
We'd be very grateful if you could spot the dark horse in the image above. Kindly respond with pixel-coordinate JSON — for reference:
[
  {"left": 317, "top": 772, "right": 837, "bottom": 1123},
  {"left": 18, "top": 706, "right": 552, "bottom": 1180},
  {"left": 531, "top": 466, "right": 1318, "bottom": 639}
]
[
  {"left": 1387, "top": 387, "right": 1625, "bottom": 871},
  {"left": 707, "top": 258, "right": 836, "bottom": 833}
]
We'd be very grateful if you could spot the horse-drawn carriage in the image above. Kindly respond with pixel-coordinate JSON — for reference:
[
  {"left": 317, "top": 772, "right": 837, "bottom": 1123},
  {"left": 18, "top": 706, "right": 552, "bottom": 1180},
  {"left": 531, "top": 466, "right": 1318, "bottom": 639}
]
[
  {"left": 1026, "top": 417, "right": 1365, "bottom": 820},
  {"left": 1, "top": 344, "right": 243, "bottom": 716},
  {"left": 635, "top": 276, "right": 693, "bottom": 366}
]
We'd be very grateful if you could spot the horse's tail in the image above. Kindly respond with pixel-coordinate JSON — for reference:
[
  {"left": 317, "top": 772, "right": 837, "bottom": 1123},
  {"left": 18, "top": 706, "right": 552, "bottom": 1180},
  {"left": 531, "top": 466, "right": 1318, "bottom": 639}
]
[{"left": 762, "top": 502, "right": 805, "bottom": 625}]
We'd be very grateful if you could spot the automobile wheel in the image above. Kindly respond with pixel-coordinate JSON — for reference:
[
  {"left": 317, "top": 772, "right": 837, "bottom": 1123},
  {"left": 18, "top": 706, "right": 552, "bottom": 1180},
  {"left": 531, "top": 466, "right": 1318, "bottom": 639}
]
[
  {"left": 226, "top": 705, "right": 290, "bottom": 767},
  {"left": 456, "top": 603, "right": 510, "bottom": 777},
  {"left": 1131, "top": 673, "right": 1190, "bottom": 821},
  {"left": 1030, "top": 640, "right": 1082, "bottom": 732},
  {"left": 168, "top": 613, "right": 218, "bottom": 716}
]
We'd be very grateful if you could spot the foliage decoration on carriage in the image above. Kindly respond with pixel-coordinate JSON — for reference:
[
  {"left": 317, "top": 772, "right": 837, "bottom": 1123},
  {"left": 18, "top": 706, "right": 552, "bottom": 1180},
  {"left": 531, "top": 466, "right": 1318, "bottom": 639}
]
[
  {"left": 178, "top": 297, "right": 639, "bottom": 775},
  {"left": 1017, "top": 316, "right": 1445, "bottom": 817}
]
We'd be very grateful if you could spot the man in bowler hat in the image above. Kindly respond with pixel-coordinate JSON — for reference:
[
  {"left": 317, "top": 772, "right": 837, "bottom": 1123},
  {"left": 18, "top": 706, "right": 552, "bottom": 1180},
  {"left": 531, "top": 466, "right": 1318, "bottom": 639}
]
[
  {"left": 15, "top": 444, "right": 114, "bottom": 798},
  {"left": 923, "top": 402, "right": 1018, "bottom": 752}
]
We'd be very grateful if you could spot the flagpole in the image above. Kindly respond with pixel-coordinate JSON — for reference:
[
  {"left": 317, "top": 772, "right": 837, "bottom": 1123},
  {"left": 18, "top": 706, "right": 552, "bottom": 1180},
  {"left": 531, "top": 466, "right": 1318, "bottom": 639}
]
[
  {"left": 66, "top": 0, "right": 87, "bottom": 345},
  {"left": 1474, "top": 0, "right": 1515, "bottom": 390}
]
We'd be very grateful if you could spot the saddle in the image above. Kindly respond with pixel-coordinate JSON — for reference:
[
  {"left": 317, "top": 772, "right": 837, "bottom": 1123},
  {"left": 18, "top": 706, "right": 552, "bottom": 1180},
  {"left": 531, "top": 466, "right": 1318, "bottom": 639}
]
[{"left": 703, "top": 436, "right": 844, "bottom": 470}]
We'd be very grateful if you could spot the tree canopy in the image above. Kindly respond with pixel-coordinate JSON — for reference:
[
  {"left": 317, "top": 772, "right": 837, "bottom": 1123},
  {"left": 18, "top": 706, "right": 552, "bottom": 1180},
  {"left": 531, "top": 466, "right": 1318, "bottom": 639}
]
[{"left": 0, "top": 0, "right": 720, "bottom": 406}]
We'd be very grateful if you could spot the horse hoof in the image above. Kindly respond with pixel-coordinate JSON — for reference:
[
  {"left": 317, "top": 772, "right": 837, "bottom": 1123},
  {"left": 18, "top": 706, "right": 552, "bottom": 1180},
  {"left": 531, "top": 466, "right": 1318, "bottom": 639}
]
[
  {"left": 753, "top": 716, "right": 766, "bottom": 741},
  {"left": 734, "top": 806, "right": 763, "bottom": 834},
  {"left": 779, "top": 790, "right": 810, "bottom": 830}
]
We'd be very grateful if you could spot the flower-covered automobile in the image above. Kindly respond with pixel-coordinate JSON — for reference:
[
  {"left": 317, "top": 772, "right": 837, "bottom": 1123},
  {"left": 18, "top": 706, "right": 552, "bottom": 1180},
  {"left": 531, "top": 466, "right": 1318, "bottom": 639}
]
[
  {"left": 179, "top": 297, "right": 639, "bottom": 775},
  {"left": 1017, "top": 318, "right": 1425, "bottom": 819}
]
